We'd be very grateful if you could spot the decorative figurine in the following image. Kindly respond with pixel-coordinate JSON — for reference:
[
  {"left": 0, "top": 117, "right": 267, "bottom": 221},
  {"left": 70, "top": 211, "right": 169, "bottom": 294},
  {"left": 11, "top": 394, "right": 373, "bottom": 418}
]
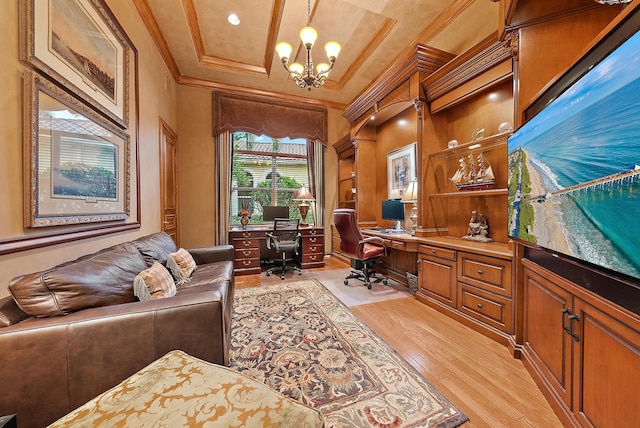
[
  {"left": 462, "top": 210, "right": 493, "bottom": 242},
  {"left": 237, "top": 203, "right": 251, "bottom": 229}
]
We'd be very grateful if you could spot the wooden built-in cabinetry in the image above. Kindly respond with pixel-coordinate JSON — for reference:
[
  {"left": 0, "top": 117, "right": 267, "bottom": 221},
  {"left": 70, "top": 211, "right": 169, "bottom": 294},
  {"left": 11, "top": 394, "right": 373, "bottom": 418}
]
[
  {"left": 417, "top": 237, "right": 513, "bottom": 343},
  {"left": 521, "top": 259, "right": 640, "bottom": 427}
]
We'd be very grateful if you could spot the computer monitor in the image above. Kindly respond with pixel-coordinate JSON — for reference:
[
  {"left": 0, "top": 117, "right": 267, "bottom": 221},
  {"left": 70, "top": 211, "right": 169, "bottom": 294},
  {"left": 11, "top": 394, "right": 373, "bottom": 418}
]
[
  {"left": 262, "top": 205, "right": 289, "bottom": 222},
  {"left": 381, "top": 199, "right": 405, "bottom": 230}
]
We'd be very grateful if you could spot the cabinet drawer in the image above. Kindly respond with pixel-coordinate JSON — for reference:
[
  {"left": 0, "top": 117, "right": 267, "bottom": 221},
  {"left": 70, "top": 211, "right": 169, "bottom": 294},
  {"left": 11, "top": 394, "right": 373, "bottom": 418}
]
[
  {"left": 419, "top": 244, "right": 456, "bottom": 261},
  {"left": 458, "top": 283, "right": 512, "bottom": 333},
  {"left": 458, "top": 252, "right": 512, "bottom": 297},
  {"left": 232, "top": 239, "right": 260, "bottom": 250},
  {"left": 234, "top": 248, "right": 259, "bottom": 260}
]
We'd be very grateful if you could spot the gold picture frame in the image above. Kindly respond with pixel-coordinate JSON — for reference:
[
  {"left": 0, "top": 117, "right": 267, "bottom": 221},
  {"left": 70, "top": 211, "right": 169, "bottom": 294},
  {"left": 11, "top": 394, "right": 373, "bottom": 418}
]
[
  {"left": 23, "top": 71, "right": 130, "bottom": 228},
  {"left": 20, "top": 0, "right": 130, "bottom": 128},
  {"left": 387, "top": 142, "right": 417, "bottom": 199}
]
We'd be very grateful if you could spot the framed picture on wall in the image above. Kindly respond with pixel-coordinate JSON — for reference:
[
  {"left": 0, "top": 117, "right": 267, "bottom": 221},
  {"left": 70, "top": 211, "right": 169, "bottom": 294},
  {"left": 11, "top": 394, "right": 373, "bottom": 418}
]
[
  {"left": 23, "top": 71, "right": 130, "bottom": 228},
  {"left": 387, "top": 142, "right": 417, "bottom": 199},
  {"left": 20, "top": 0, "right": 131, "bottom": 128}
]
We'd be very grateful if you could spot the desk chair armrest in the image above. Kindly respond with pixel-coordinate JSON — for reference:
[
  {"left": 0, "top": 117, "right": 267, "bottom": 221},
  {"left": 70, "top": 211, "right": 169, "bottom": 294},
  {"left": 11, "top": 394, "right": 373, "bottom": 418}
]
[{"left": 358, "top": 236, "right": 389, "bottom": 256}]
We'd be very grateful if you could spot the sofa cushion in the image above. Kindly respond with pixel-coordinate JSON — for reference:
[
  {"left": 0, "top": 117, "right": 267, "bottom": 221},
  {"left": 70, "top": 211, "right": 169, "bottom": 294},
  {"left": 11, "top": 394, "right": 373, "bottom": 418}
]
[
  {"left": 133, "top": 262, "right": 177, "bottom": 301},
  {"left": 177, "top": 261, "right": 233, "bottom": 290},
  {"left": 133, "top": 232, "right": 178, "bottom": 267},
  {"left": 166, "top": 248, "right": 197, "bottom": 285},
  {"left": 0, "top": 297, "right": 30, "bottom": 327},
  {"left": 8, "top": 243, "right": 147, "bottom": 317}
]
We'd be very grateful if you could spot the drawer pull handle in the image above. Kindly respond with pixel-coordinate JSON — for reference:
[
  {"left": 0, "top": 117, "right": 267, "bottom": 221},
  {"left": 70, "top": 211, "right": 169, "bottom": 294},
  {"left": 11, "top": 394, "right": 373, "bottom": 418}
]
[
  {"left": 310, "top": 255, "right": 317, "bottom": 261},
  {"left": 310, "top": 238, "right": 317, "bottom": 242},
  {"left": 244, "top": 241, "right": 252, "bottom": 247},
  {"left": 477, "top": 303, "right": 483, "bottom": 309},
  {"left": 432, "top": 249, "right": 436, "bottom": 254},
  {"left": 310, "top": 246, "right": 317, "bottom": 251},
  {"left": 477, "top": 269, "right": 483, "bottom": 275},
  {"left": 242, "top": 260, "right": 251, "bottom": 266},
  {"left": 243, "top": 251, "right": 251, "bottom": 256}
]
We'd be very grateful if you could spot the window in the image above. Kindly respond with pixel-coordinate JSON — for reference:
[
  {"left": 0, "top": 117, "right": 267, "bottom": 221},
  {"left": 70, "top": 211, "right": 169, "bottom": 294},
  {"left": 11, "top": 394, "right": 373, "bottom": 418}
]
[{"left": 231, "top": 132, "right": 311, "bottom": 224}]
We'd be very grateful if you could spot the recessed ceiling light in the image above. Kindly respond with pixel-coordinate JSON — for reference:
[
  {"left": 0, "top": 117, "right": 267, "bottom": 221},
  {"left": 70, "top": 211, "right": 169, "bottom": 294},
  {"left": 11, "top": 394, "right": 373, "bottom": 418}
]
[{"left": 227, "top": 13, "right": 240, "bottom": 26}]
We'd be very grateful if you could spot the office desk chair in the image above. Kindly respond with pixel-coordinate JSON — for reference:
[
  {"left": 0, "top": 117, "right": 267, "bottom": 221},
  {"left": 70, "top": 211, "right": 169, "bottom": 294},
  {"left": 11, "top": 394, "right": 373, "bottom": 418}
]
[
  {"left": 333, "top": 209, "right": 389, "bottom": 289},
  {"left": 266, "top": 218, "right": 302, "bottom": 279}
]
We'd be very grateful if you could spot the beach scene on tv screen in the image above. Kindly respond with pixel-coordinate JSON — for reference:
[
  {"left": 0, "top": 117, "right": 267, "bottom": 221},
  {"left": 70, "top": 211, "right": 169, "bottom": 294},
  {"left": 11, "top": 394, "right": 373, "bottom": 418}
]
[{"left": 508, "top": 30, "right": 640, "bottom": 281}]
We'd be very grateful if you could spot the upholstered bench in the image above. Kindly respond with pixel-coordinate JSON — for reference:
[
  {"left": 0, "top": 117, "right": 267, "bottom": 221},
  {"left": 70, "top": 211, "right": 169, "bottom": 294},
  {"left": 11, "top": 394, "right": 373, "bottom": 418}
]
[{"left": 48, "top": 350, "right": 324, "bottom": 427}]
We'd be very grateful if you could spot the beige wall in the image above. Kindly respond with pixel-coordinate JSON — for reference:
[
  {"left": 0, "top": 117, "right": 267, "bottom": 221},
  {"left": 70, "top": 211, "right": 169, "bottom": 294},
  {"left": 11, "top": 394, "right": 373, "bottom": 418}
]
[{"left": 0, "top": 0, "right": 178, "bottom": 298}]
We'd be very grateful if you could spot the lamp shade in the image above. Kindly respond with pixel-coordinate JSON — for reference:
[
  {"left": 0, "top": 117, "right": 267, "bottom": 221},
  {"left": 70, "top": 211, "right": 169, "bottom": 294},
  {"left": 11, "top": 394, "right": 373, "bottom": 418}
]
[
  {"left": 275, "top": 42, "right": 292, "bottom": 61},
  {"left": 401, "top": 180, "right": 418, "bottom": 202},
  {"left": 324, "top": 41, "right": 342, "bottom": 59},
  {"left": 299, "top": 26, "right": 318, "bottom": 46},
  {"left": 294, "top": 185, "right": 315, "bottom": 201}
]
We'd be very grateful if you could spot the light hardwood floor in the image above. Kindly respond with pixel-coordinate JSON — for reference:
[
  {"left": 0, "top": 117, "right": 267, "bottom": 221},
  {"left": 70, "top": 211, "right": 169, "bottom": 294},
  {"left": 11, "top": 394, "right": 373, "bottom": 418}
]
[{"left": 235, "top": 256, "right": 563, "bottom": 428}]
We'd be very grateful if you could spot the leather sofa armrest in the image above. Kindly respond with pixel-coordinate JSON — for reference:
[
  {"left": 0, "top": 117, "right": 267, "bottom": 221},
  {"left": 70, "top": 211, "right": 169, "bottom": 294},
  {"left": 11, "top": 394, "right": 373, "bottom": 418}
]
[{"left": 187, "top": 245, "right": 234, "bottom": 265}]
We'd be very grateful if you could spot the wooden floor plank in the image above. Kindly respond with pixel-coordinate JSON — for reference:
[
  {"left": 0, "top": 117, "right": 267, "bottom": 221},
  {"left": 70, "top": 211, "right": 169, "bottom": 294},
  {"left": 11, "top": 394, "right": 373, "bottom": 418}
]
[{"left": 234, "top": 256, "right": 562, "bottom": 427}]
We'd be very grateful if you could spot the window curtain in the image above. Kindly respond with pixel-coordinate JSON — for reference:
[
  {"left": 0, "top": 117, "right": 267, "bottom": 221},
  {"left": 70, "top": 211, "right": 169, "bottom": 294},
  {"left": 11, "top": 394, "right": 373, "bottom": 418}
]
[
  {"left": 213, "top": 131, "right": 232, "bottom": 245},
  {"left": 307, "top": 140, "right": 325, "bottom": 227}
]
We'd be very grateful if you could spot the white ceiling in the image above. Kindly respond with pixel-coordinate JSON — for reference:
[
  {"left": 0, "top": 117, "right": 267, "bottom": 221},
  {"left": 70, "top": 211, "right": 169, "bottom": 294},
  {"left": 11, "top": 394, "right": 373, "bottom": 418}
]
[{"left": 135, "top": 0, "right": 500, "bottom": 108}]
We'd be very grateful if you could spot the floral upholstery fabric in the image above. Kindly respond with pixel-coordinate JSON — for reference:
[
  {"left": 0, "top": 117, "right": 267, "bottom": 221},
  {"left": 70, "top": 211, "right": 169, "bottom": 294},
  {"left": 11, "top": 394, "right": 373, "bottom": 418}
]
[{"left": 49, "top": 350, "right": 324, "bottom": 427}]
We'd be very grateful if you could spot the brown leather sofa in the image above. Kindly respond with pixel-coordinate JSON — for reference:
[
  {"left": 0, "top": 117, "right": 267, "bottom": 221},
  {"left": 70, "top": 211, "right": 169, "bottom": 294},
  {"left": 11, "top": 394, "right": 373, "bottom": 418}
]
[{"left": 0, "top": 232, "right": 235, "bottom": 428}]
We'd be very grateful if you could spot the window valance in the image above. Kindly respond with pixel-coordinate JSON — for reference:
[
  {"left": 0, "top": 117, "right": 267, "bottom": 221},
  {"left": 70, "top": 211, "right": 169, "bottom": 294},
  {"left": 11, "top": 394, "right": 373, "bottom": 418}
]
[{"left": 212, "top": 91, "right": 327, "bottom": 144}]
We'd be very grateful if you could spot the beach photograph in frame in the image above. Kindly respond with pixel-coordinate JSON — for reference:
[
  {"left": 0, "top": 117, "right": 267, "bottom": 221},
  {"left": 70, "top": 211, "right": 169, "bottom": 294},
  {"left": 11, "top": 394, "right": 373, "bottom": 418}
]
[
  {"left": 387, "top": 142, "right": 416, "bottom": 199},
  {"left": 20, "top": 0, "right": 130, "bottom": 128},
  {"left": 507, "top": 29, "right": 640, "bottom": 281},
  {"left": 23, "top": 71, "right": 130, "bottom": 228}
]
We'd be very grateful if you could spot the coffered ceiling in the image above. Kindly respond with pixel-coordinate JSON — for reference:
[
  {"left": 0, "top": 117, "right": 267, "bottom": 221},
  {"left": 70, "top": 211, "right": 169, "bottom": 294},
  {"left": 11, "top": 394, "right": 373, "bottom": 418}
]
[{"left": 133, "top": 0, "right": 500, "bottom": 109}]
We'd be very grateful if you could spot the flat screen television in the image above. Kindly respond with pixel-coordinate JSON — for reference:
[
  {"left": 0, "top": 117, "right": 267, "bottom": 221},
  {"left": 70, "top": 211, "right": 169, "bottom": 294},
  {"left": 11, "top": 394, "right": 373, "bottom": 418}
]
[
  {"left": 508, "top": 8, "right": 640, "bottom": 286},
  {"left": 262, "top": 205, "right": 289, "bottom": 222},
  {"left": 382, "top": 199, "right": 405, "bottom": 230}
]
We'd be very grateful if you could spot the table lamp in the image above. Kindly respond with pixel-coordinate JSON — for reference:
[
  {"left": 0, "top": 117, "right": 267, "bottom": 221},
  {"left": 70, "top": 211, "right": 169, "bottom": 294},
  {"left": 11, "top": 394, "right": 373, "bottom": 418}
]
[
  {"left": 294, "top": 185, "right": 315, "bottom": 225},
  {"left": 400, "top": 179, "right": 418, "bottom": 235}
]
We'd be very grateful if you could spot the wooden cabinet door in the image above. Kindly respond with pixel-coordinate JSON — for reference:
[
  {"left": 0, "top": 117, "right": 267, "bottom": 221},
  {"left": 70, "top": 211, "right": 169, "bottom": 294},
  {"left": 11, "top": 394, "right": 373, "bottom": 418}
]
[
  {"left": 523, "top": 267, "right": 573, "bottom": 408},
  {"left": 418, "top": 254, "right": 457, "bottom": 307},
  {"left": 572, "top": 299, "right": 640, "bottom": 428}
]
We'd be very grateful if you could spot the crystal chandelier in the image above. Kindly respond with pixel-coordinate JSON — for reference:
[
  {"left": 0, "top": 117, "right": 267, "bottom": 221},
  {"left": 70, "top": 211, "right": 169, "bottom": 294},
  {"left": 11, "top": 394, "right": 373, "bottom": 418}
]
[{"left": 275, "top": 0, "right": 341, "bottom": 91}]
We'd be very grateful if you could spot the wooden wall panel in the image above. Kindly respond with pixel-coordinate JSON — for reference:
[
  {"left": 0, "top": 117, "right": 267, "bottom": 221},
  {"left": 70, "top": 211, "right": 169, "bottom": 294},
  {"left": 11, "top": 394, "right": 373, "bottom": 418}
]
[
  {"left": 375, "top": 107, "right": 418, "bottom": 229},
  {"left": 517, "top": 7, "right": 619, "bottom": 121}
]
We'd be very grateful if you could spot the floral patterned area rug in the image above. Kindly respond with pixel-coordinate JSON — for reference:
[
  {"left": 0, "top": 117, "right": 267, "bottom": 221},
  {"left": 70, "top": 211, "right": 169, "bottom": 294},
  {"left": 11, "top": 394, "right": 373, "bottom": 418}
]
[{"left": 230, "top": 280, "right": 469, "bottom": 428}]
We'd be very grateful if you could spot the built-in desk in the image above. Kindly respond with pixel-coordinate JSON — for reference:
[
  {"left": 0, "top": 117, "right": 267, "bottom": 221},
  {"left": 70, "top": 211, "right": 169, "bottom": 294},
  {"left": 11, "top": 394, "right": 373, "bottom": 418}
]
[
  {"left": 229, "top": 225, "right": 324, "bottom": 276},
  {"left": 360, "top": 229, "right": 420, "bottom": 285}
]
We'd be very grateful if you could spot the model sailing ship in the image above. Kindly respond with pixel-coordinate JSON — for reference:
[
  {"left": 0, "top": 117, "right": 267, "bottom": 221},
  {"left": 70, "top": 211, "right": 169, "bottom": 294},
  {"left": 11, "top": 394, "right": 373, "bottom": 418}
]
[{"left": 450, "top": 152, "right": 495, "bottom": 190}]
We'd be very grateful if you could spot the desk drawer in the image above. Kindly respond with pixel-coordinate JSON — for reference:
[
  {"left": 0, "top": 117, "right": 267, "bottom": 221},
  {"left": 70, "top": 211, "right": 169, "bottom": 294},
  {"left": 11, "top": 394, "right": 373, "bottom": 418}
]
[
  {"left": 302, "top": 253, "right": 324, "bottom": 266},
  {"left": 232, "top": 239, "right": 260, "bottom": 250},
  {"left": 234, "top": 258, "right": 260, "bottom": 270},
  {"left": 299, "top": 228, "right": 323, "bottom": 237},
  {"left": 303, "top": 235, "right": 324, "bottom": 245},
  {"left": 234, "top": 248, "right": 259, "bottom": 260},
  {"left": 419, "top": 244, "right": 456, "bottom": 261},
  {"left": 303, "top": 243, "right": 323, "bottom": 255},
  {"left": 390, "top": 240, "right": 405, "bottom": 251},
  {"left": 230, "top": 230, "right": 265, "bottom": 239}
]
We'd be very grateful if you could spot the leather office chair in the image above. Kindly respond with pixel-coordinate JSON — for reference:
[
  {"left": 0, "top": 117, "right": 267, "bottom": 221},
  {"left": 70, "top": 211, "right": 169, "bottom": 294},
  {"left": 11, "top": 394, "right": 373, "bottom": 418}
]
[
  {"left": 333, "top": 209, "right": 389, "bottom": 289},
  {"left": 266, "top": 218, "right": 302, "bottom": 279}
]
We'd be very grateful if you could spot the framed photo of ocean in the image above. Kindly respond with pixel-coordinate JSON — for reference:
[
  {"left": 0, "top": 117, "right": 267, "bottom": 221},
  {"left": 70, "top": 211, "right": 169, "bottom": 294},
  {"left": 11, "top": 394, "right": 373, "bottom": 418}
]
[
  {"left": 20, "top": 0, "right": 131, "bottom": 128},
  {"left": 23, "top": 71, "right": 130, "bottom": 228}
]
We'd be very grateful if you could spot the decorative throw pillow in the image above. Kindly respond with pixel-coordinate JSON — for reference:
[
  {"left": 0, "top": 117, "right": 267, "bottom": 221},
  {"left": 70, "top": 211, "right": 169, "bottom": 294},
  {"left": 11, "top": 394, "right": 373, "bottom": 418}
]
[
  {"left": 166, "top": 248, "right": 197, "bottom": 285},
  {"left": 133, "top": 262, "right": 177, "bottom": 301}
]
